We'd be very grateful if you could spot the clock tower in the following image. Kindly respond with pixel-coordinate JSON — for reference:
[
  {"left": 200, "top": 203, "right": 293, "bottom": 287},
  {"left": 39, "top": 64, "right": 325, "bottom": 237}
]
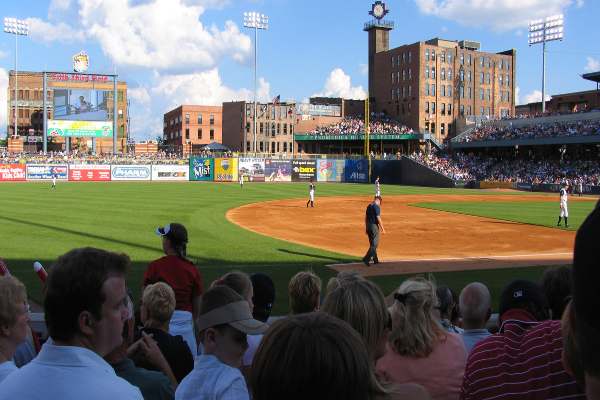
[{"left": 364, "top": 1, "right": 394, "bottom": 107}]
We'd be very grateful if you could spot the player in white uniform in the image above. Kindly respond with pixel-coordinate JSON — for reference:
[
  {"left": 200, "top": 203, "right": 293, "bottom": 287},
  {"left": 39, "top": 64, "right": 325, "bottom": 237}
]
[
  {"left": 51, "top": 174, "right": 57, "bottom": 189},
  {"left": 557, "top": 184, "right": 569, "bottom": 228},
  {"left": 239, "top": 173, "right": 244, "bottom": 188},
  {"left": 375, "top": 176, "right": 381, "bottom": 197},
  {"left": 306, "top": 179, "right": 315, "bottom": 208}
]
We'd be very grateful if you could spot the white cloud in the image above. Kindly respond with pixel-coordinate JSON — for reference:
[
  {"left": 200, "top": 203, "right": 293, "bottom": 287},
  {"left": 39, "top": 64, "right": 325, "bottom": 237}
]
[
  {"left": 414, "top": 0, "right": 574, "bottom": 31},
  {"left": 576, "top": 0, "right": 584, "bottom": 7},
  {"left": 313, "top": 68, "right": 366, "bottom": 100},
  {"left": 75, "top": 0, "right": 252, "bottom": 71},
  {"left": 359, "top": 64, "right": 368, "bottom": 76},
  {"left": 584, "top": 57, "right": 600, "bottom": 73},
  {"left": 522, "top": 89, "right": 551, "bottom": 104},
  {"left": 0, "top": 68, "right": 8, "bottom": 137},
  {"left": 128, "top": 87, "right": 151, "bottom": 106},
  {"left": 0, "top": 50, "right": 7, "bottom": 59},
  {"left": 26, "top": 17, "right": 86, "bottom": 43}
]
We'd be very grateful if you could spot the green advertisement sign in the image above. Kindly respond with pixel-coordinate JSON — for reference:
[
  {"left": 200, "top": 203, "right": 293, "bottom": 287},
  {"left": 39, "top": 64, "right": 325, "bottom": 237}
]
[{"left": 47, "top": 120, "right": 113, "bottom": 137}]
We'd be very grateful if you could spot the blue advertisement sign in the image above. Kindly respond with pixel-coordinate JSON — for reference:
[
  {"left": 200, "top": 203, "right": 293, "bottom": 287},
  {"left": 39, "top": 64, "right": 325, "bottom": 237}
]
[
  {"left": 264, "top": 159, "right": 291, "bottom": 182},
  {"left": 190, "top": 157, "right": 214, "bottom": 181},
  {"left": 317, "top": 159, "right": 344, "bottom": 182},
  {"left": 26, "top": 165, "right": 68, "bottom": 180},
  {"left": 344, "top": 159, "right": 369, "bottom": 183}
]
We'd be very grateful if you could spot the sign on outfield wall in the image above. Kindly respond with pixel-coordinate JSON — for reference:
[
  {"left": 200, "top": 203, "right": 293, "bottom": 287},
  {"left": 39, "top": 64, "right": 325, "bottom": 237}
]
[
  {"left": 69, "top": 165, "right": 111, "bottom": 181},
  {"left": 26, "top": 165, "right": 68, "bottom": 180},
  {"left": 291, "top": 160, "right": 317, "bottom": 182},
  {"left": 110, "top": 165, "right": 152, "bottom": 181},
  {"left": 151, "top": 165, "right": 189, "bottom": 181},
  {"left": 214, "top": 158, "right": 238, "bottom": 182},
  {"left": 264, "top": 159, "right": 291, "bottom": 182},
  {"left": 344, "top": 159, "right": 369, "bottom": 183},
  {"left": 47, "top": 120, "right": 113, "bottom": 138},
  {"left": 238, "top": 158, "right": 265, "bottom": 182},
  {"left": 0, "top": 164, "right": 26, "bottom": 181},
  {"left": 317, "top": 159, "right": 344, "bottom": 182},
  {"left": 189, "top": 157, "right": 214, "bottom": 181}
]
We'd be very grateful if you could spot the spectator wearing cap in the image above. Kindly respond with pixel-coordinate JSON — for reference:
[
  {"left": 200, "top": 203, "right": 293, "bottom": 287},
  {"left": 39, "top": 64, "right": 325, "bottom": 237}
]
[
  {"left": 241, "top": 273, "right": 275, "bottom": 371},
  {"left": 458, "top": 283, "right": 491, "bottom": 353},
  {"left": 144, "top": 223, "right": 203, "bottom": 356},
  {"left": 377, "top": 277, "right": 466, "bottom": 400},
  {"left": 175, "top": 285, "right": 268, "bottom": 400},
  {"left": 288, "top": 270, "right": 321, "bottom": 315},
  {"left": 572, "top": 200, "right": 600, "bottom": 399},
  {"left": 0, "top": 276, "right": 29, "bottom": 383},
  {"left": 251, "top": 312, "right": 406, "bottom": 400},
  {"left": 105, "top": 294, "right": 176, "bottom": 400},
  {"left": 138, "top": 282, "right": 193, "bottom": 383},
  {"left": 461, "top": 279, "right": 585, "bottom": 400},
  {"left": 322, "top": 277, "right": 431, "bottom": 400},
  {"left": 0, "top": 247, "right": 143, "bottom": 400},
  {"left": 540, "top": 265, "right": 573, "bottom": 320}
]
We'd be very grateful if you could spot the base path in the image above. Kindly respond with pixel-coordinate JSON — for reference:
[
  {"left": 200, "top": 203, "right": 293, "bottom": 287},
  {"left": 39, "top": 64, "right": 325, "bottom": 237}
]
[{"left": 226, "top": 194, "right": 589, "bottom": 275}]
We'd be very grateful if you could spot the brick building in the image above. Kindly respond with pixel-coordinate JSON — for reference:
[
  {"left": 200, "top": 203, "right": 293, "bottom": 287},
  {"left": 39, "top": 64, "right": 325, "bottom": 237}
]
[
  {"left": 222, "top": 101, "right": 295, "bottom": 154},
  {"left": 6, "top": 71, "right": 128, "bottom": 153},
  {"left": 163, "top": 105, "right": 222, "bottom": 154},
  {"left": 366, "top": 20, "right": 516, "bottom": 141}
]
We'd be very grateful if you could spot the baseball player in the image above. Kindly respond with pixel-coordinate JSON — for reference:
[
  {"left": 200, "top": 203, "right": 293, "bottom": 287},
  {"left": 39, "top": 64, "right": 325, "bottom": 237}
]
[
  {"left": 51, "top": 174, "right": 57, "bottom": 189},
  {"left": 375, "top": 176, "right": 381, "bottom": 197},
  {"left": 577, "top": 178, "right": 583, "bottom": 197},
  {"left": 557, "top": 183, "right": 569, "bottom": 228},
  {"left": 239, "top": 173, "right": 244, "bottom": 188},
  {"left": 306, "top": 179, "right": 315, "bottom": 208}
]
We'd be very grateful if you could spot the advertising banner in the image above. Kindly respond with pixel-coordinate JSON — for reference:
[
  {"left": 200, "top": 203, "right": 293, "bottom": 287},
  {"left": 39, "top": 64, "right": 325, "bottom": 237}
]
[
  {"left": 69, "top": 165, "right": 111, "bottom": 181},
  {"left": 0, "top": 164, "right": 26, "bottom": 181},
  {"left": 291, "top": 160, "right": 317, "bottom": 182},
  {"left": 26, "top": 165, "right": 68, "bottom": 180},
  {"left": 151, "top": 165, "right": 189, "bottom": 181},
  {"left": 110, "top": 165, "right": 152, "bottom": 181},
  {"left": 189, "top": 157, "right": 214, "bottom": 181},
  {"left": 264, "top": 159, "right": 291, "bottom": 182},
  {"left": 317, "top": 159, "right": 344, "bottom": 182},
  {"left": 47, "top": 119, "right": 113, "bottom": 137},
  {"left": 238, "top": 158, "right": 265, "bottom": 182},
  {"left": 344, "top": 159, "right": 369, "bottom": 183},
  {"left": 214, "top": 158, "right": 238, "bottom": 182}
]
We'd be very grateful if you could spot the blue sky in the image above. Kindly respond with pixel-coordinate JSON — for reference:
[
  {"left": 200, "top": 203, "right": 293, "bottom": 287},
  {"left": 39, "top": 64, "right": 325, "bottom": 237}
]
[{"left": 1, "top": 0, "right": 599, "bottom": 140}]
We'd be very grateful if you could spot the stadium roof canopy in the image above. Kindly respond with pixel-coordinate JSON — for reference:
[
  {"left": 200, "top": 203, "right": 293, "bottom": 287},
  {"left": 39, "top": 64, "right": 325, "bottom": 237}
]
[
  {"left": 582, "top": 71, "right": 600, "bottom": 84},
  {"left": 202, "top": 141, "right": 230, "bottom": 151}
]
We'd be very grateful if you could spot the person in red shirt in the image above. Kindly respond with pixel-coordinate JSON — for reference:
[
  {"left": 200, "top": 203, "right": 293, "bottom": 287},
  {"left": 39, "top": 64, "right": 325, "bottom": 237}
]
[{"left": 143, "top": 223, "right": 203, "bottom": 356}]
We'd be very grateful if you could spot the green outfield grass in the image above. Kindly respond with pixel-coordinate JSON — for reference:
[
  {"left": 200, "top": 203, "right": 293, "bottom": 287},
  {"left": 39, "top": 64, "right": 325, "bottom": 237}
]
[
  {"left": 0, "top": 182, "right": 591, "bottom": 314},
  {"left": 414, "top": 200, "right": 597, "bottom": 231}
]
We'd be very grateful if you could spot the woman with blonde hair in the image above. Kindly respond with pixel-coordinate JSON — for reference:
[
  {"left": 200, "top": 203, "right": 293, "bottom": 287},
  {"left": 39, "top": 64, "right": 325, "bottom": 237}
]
[
  {"left": 376, "top": 277, "right": 466, "bottom": 400},
  {"left": 322, "top": 277, "right": 430, "bottom": 400},
  {"left": 0, "top": 276, "right": 30, "bottom": 383}
]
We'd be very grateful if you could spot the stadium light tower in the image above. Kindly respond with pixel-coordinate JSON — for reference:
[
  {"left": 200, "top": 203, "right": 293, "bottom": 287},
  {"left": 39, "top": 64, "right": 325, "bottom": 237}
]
[
  {"left": 528, "top": 14, "right": 564, "bottom": 113},
  {"left": 3, "top": 17, "right": 29, "bottom": 138},
  {"left": 243, "top": 11, "right": 268, "bottom": 155}
]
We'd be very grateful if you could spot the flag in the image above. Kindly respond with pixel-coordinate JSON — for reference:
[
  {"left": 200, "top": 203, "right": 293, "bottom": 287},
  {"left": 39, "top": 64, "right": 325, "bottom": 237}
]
[{"left": 272, "top": 94, "right": 280, "bottom": 105}]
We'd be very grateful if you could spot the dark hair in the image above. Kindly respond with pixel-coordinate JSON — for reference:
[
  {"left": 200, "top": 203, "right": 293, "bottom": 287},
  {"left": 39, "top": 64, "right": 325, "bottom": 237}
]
[
  {"left": 540, "top": 266, "right": 572, "bottom": 320},
  {"left": 499, "top": 279, "right": 549, "bottom": 322},
  {"left": 165, "top": 223, "right": 188, "bottom": 260},
  {"left": 44, "top": 247, "right": 129, "bottom": 341},
  {"left": 250, "top": 312, "right": 385, "bottom": 400},
  {"left": 250, "top": 273, "right": 275, "bottom": 322},
  {"left": 436, "top": 285, "right": 455, "bottom": 318}
]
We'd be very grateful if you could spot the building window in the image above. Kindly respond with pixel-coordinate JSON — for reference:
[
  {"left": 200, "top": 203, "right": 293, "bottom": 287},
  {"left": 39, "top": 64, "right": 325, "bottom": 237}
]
[
  {"left": 271, "top": 123, "right": 276, "bottom": 136},
  {"left": 467, "top": 106, "right": 472, "bottom": 115},
  {"left": 283, "top": 142, "right": 287, "bottom": 152},
  {"left": 397, "top": 71, "right": 400, "bottom": 82},
  {"left": 460, "top": 105, "right": 465, "bottom": 116},
  {"left": 391, "top": 72, "right": 395, "bottom": 84},
  {"left": 209, "top": 114, "right": 215, "bottom": 125},
  {"left": 408, "top": 68, "right": 412, "bottom": 80},
  {"left": 198, "top": 128, "right": 202, "bottom": 139},
  {"left": 486, "top": 89, "right": 491, "bottom": 101},
  {"left": 467, "top": 54, "right": 471, "bottom": 65},
  {"left": 460, "top": 86, "right": 464, "bottom": 98},
  {"left": 391, "top": 55, "right": 395, "bottom": 67},
  {"left": 480, "top": 72, "right": 484, "bottom": 84},
  {"left": 460, "top": 53, "right": 464, "bottom": 65},
  {"left": 480, "top": 106, "right": 484, "bottom": 116},
  {"left": 460, "top": 69, "right": 464, "bottom": 81},
  {"left": 441, "top": 85, "right": 446, "bottom": 97},
  {"left": 425, "top": 66, "right": 429, "bottom": 79},
  {"left": 480, "top": 56, "right": 484, "bottom": 67},
  {"left": 259, "top": 142, "right": 264, "bottom": 152},
  {"left": 431, "top": 102, "right": 436, "bottom": 114},
  {"left": 210, "top": 129, "right": 215, "bottom": 140},
  {"left": 425, "top": 102, "right": 430, "bottom": 113},
  {"left": 448, "top": 53, "right": 453, "bottom": 64},
  {"left": 431, "top": 84, "right": 436, "bottom": 96},
  {"left": 271, "top": 142, "right": 276, "bottom": 153},
  {"left": 425, "top": 48, "right": 430, "bottom": 61},
  {"left": 486, "top": 73, "right": 490, "bottom": 84},
  {"left": 441, "top": 68, "right": 446, "bottom": 80},
  {"left": 408, "top": 85, "right": 412, "bottom": 97},
  {"left": 391, "top": 89, "right": 395, "bottom": 100},
  {"left": 402, "top": 52, "right": 406, "bottom": 63},
  {"left": 402, "top": 69, "right": 406, "bottom": 80},
  {"left": 467, "top": 87, "right": 472, "bottom": 99},
  {"left": 448, "top": 67, "right": 452, "bottom": 80},
  {"left": 447, "top": 103, "right": 452, "bottom": 115},
  {"left": 276, "top": 123, "right": 280, "bottom": 134},
  {"left": 441, "top": 123, "right": 445, "bottom": 135},
  {"left": 284, "top": 124, "right": 287, "bottom": 134},
  {"left": 276, "top": 142, "right": 280, "bottom": 153},
  {"left": 426, "top": 84, "right": 430, "bottom": 96},
  {"left": 409, "top": 51, "right": 412, "bottom": 62},
  {"left": 185, "top": 128, "right": 189, "bottom": 139},
  {"left": 246, "top": 123, "right": 251, "bottom": 133},
  {"left": 479, "top": 88, "right": 484, "bottom": 100},
  {"left": 506, "top": 75, "right": 510, "bottom": 87},
  {"left": 431, "top": 67, "right": 436, "bottom": 79},
  {"left": 260, "top": 122, "right": 264, "bottom": 133},
  {"left": 441, "top": 51, "right": 446, "bottom": 62},
  {"left": 198, "top": 114, "right": 202, "bottom": 124},
  {"left": 441, "top": 103, "right": 446, "bottom": 115},
  {"left": 447, "top": 85, "right": 452, "bottom": 97},
  {"left": 467, "top": 71, "right": 471, "bottom": 82},
  {"left": 499, "top": 75, "right": 503, "bottom": 86},
  {"left": 431, "top": 122, "right": 436, "bottom": 134},
  {"left": 185, "top": 113, "right": 190, "bottom": 124}
]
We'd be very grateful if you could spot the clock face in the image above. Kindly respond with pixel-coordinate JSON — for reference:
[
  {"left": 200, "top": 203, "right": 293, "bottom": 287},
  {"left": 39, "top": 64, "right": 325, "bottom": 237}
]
[{"left": 373, "top": 4, "right": 384, "bottom": 18}]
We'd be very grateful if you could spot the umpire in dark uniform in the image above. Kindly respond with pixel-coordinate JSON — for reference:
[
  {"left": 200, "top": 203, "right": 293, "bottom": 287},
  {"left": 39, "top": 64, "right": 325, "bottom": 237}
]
[{"left": 363, "top": 196, "right": 385, "bottom": 266}]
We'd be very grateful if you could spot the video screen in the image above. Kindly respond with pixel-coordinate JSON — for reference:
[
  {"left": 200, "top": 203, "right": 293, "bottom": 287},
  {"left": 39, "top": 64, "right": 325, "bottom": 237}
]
[{"left": 53, "top": 89, "right": 110, "bottom": 121}]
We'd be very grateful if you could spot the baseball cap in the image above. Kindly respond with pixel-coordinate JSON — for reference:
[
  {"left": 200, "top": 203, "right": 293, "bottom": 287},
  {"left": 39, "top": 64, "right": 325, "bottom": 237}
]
[
  {"left": 498, "top": 279, "right": 548, "bottom": 319},
  {"left": 155, "top": 223, "right": 188, "bottom": 244},
  {"left": 196, "top": 300, "right": 268, "bottom": 335}
]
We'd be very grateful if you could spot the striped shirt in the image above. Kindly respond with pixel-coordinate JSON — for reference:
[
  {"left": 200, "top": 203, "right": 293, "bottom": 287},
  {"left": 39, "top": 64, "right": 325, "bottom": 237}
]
[{"left": 461, "top": 309, "right": 585, "bottom": 400}]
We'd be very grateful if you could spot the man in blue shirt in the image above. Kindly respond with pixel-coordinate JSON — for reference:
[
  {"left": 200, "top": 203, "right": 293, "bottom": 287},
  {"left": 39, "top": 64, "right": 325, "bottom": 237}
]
[
  {"left": 0, "top": 247, "right": 142, "bottom": 400},
  {"left": 362, "top": 196, "right": 385, "bottom": 266},
  {"left": 458, "top": 282, "right": 492, "bottom": 353}
]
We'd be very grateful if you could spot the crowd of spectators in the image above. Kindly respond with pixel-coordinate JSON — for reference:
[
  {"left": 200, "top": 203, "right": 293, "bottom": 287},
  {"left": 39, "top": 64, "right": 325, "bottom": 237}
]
[
  {"left": 410, "top": 151, "right": 600, "bottom": 185},
  {"left": 1, "top": 204, "right": 600, "bottom": 399},
  {"left": 457, "top": 119, "right": 600, "bottom": 143},
  {"left": 310, "top": 116, "right": 414, "bottom": 136}
]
